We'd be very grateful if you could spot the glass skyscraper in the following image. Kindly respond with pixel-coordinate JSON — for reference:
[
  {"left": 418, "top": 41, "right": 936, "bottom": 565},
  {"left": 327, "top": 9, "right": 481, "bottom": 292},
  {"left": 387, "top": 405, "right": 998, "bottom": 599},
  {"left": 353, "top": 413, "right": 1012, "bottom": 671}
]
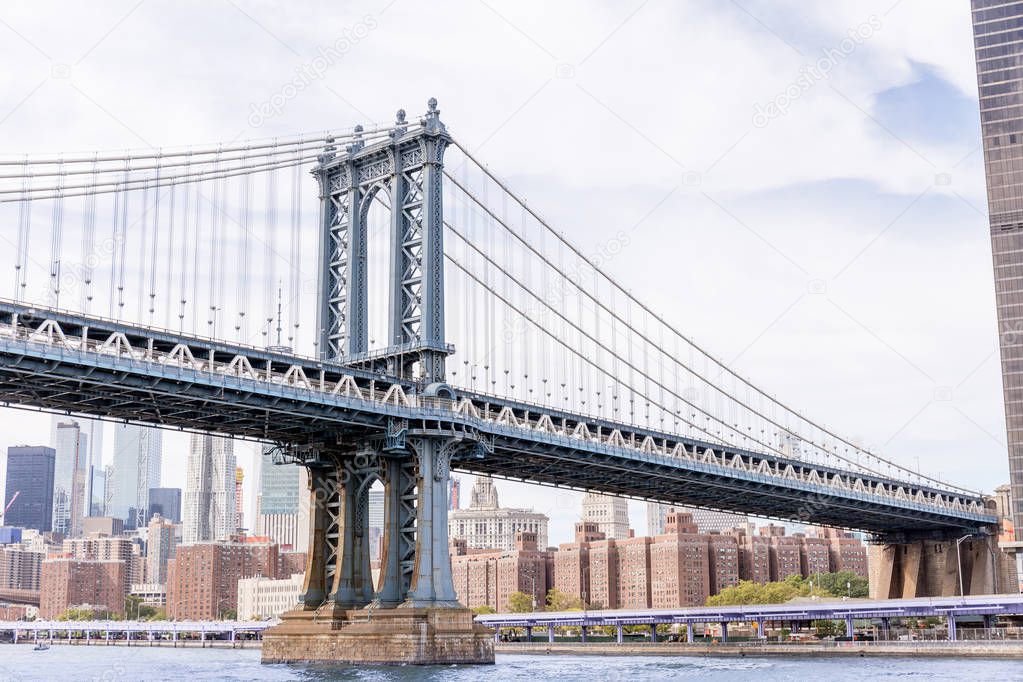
[{"left": 973, "top": 1, "right": 1023, "bottom": 531}]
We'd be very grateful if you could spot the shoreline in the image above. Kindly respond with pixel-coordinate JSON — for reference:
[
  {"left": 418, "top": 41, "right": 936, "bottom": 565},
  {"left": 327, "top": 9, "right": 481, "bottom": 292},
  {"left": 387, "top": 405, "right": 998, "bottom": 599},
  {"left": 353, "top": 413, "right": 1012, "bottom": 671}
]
[{"left": 495, "top": 642, "right": 1023, "bottom": 659}]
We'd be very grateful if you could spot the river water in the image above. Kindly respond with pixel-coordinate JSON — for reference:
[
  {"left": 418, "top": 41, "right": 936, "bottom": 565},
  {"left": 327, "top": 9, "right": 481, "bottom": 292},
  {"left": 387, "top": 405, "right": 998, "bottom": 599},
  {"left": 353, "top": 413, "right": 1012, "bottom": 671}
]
[{"left": 0, "top": 646, "right": 1018, "bottom": 681}]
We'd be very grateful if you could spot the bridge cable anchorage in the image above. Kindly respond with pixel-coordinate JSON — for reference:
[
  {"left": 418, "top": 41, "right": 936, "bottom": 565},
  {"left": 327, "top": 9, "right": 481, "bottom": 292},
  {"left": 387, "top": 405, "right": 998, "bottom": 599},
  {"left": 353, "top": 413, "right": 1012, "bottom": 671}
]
[{"left": 444, "top": 141, "right": 976, "bottom": 496}]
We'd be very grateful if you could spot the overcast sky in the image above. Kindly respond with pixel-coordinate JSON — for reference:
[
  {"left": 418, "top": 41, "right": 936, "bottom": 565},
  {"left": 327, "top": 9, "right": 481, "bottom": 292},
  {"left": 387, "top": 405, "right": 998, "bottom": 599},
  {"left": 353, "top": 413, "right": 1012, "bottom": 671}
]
[{"left": 0, "top": 0, "right": 1006, "bottom": 543}]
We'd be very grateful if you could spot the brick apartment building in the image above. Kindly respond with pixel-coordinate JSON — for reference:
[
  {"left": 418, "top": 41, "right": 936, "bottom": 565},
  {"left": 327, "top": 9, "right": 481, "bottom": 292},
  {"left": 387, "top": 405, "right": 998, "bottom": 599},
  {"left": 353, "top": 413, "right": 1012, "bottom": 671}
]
[
  {"left": 451, "top": 532, "right": 552, "bottom": 612},
  {"left": 39, "top": 559, "right": 126, "bottom": 618},
  {"left": 0, "top": 546, "right": 44, "bottom": 595},
  {"left": 166, "top": 536, "right": 280, "bottom": 620}
]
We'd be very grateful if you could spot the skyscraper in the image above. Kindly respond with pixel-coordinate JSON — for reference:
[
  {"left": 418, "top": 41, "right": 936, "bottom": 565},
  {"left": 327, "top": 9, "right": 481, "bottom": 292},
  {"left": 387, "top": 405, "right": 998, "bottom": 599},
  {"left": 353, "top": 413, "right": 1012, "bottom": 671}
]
[
  {"left": 581, "top": 493, "right": 630, "bottom": 540},
  {"left": 109, "top": 424, "right": 162, "bottom": 527},
  {"left": 972, "top": 2, "right": 1023, "bottom": 578},
  {"left": 4, "top": 446, "right": 55, "bottom": 531},
  {"left": 255, "top": 446, "right": 308, "bottom": 552},
  {"left": 148, "top": 488, "right": 182, "bottom": 524},
  {"left": 53, "top": 421, "right": 89, "bottom": 537},
  {"left": 182, "top": 434, "right": 236, "bottom": 544}
]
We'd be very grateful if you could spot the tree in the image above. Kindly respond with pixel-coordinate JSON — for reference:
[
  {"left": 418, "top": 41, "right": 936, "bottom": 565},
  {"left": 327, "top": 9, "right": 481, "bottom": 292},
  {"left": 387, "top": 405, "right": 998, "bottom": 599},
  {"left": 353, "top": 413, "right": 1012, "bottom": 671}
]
[
  {"left": 506, "top": 592, "right": 534, "bottom": 613},
  {"left": 545, "top": 588, "right": 583, "bottom": 611},
  {"left": 814, "top": 571, "right": 868, "bottom": 598},
  {"left": 471, "top": 605, "right": 496, "bottom": 615},
  {"left": 706, "top": 577, "right": 834, "bottom": 607}
]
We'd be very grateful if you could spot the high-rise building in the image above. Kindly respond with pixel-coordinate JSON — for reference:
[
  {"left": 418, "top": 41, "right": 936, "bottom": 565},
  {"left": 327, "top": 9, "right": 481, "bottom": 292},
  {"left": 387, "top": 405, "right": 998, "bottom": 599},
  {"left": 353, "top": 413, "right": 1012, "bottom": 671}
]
[
  {"left": 581, "top": 493, "right": 630, "bottom": 540},
  {"left": 448, "top": 477, "right": 549, "bottom": 551},
  {"left": 166, "top": 537, "right": 280, "bottom": 620},
  {"left": 109, "top": 424, "right": 163, "bottom": 528},
  {"left": 4, "top": 446, "right": 55, "bottom": 532},
  {"left": 146, "top": 514, "right": 177, "bottom": 584},
  {"left": 235, "top": 467, "right": 245, "bottom": 531},
  {"left": 148, "top": 488, "right": 182, "bottom": 524},
  {"left": 89, "top": 466, "right": 106, "bottom": 517},
  {"left": 972, "top": 0, "right": 1023, "bottom": 583},
  {"left": 255, "top": 446, "right": 308, "bottom": 552},
  {"left": 182, "top": 434, "right": 236, "bottom": 545},
  {"left": 53, "top": 421, "right": 89, "bottom": 537},
  {"left": 39, "top": 558, "right": 126, "bottom": 619}
]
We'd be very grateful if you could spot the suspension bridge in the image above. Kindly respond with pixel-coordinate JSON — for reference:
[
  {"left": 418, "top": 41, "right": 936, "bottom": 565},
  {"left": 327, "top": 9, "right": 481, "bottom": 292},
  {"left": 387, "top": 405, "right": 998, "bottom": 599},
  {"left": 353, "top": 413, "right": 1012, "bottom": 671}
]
[{"left": 0, "top": 100, "right": 1000, "bottom": 664}]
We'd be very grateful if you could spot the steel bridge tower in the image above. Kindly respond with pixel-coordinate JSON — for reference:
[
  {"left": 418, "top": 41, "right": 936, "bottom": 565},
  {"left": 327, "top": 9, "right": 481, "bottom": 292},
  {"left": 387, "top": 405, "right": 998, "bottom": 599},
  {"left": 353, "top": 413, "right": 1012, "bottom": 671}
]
[{"left": 263, "top": 100, "right": 492, "bottom": 664}]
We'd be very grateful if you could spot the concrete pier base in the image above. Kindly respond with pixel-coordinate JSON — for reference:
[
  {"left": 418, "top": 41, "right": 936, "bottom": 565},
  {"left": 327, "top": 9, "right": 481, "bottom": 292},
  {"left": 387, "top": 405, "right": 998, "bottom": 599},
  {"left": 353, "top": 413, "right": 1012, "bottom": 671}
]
[{"left": 260, "top": 606, "right": 495, "bottom": 665}]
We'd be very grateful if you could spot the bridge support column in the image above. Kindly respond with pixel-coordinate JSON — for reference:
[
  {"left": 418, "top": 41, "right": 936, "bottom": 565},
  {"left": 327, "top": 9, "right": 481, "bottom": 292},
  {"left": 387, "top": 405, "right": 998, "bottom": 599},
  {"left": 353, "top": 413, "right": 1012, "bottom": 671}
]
[
  {"left": 845, "top": 617, "right": 854, "bottom": 639},
  {"left": 548, "top": 626, "right": 555, "bottom": 643},
  {"left": 525, "top": 626, "right": 532, "bottom": 642},
  {"left": 649, "top": 623, "right": 658, "bottom": 642},
  {"left": 615, "top": 624, "right": 623, "bottom": 644},
  {"left": 686, "top": 623, "right": 694, "bottom": 643},
  {"left": 869, "top": 536, "right": 998, "bottom": 598},
  {"left": 299, "top": 464, "right": 334, "bottom": 609},
  {"left": 880, "top": 618, "right": 891, "bottom": 641},
  {"left": 263, "top": 437, "right": 492, "bottom": 665},
  {"left": 580, "top": 626, "right": 588, "bottom": 643},
  {"left": 328, "top": 452, "right": 376, "bottom": 609},
  {"left": 374, "top": 454, "right": 416, "bottom": 608},
  {"left": 720, "top": 622, "right": 728, "bottom": 643},
  {"left": 947, "top": 615, "right": 957, "bottom": 642}
]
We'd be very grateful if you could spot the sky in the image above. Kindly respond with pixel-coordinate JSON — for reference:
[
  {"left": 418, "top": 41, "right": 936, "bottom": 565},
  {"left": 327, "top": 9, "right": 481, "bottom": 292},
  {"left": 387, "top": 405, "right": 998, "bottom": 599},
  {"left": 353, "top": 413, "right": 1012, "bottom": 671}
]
[{"left": 0, "top": 0, "right": 1007, "bottom": 544}]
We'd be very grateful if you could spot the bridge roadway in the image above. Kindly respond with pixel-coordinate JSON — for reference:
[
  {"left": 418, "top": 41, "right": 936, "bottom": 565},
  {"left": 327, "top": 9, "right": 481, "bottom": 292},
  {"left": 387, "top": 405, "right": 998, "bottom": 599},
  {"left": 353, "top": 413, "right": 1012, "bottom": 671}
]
[
  {"left": 477, "top": 594, "right": 1023, "bottom": 642},
  {"left": 0, "top": 300, "right": 996, "bottom": 540}
]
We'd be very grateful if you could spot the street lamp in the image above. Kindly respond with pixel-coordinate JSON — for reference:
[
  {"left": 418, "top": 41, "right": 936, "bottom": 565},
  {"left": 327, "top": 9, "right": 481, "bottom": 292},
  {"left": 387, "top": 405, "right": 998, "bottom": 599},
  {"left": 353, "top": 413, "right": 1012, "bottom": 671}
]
[{"left": 955, "top": 534, "right": 972, "bottom": 598}]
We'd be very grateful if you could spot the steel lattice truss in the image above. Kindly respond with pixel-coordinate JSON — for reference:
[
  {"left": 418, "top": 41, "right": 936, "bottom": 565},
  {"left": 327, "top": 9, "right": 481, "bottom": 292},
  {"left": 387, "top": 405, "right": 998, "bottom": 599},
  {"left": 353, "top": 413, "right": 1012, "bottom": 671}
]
[{"left": 0, "top": 302, "right": 995, "bottom": 541}]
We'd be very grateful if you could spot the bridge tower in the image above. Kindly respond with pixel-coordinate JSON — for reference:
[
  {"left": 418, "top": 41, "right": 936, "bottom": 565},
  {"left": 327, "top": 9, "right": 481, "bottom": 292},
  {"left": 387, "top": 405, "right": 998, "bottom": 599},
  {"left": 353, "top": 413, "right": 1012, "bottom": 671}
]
[{"left": 262, "top": 100, "right": 493, "bottom": 665}]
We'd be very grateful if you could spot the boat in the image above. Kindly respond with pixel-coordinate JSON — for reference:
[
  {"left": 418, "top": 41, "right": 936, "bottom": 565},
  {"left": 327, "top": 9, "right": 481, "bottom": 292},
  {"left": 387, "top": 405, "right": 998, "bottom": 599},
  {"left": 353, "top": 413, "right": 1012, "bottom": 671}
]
[{"left": 32, "top": 643, "right": 49, "bottom": 651}]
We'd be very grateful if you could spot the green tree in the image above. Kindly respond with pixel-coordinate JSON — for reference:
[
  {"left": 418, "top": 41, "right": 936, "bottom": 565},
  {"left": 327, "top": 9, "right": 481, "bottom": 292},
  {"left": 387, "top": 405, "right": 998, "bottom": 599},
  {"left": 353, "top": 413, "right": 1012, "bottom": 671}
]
[
  {"left": 506, "top": 591, "right": 534, "bottom": 613},
  {"left": 813, "top": 619, "right": 841, "bottom": 637},
  {"left": 545, "top": 588, "right": 583, "bottom": 611},
  {"left": 471, "top": 605, "right": 496, "bottom": 615},
  {"left": 814, "top": 571, "right": 868, "bottom": 598}
]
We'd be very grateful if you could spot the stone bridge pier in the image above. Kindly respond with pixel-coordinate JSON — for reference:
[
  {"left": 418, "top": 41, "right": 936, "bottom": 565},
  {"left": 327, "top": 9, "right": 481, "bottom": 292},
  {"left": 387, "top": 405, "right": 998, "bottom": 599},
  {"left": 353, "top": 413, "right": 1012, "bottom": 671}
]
[
  {"left": 868, "top": 534, "right": 1001, "bottom": 599},
  {"left": 261, "top": 433, "right": 494, "bottom": 665}
]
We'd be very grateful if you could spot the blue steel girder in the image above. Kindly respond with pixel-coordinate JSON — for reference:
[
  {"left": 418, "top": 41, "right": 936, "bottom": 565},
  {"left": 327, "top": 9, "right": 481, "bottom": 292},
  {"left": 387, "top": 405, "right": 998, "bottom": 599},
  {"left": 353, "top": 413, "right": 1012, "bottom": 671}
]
[{"left": 0, "top": 301, "right": 996, "bottom": 540}]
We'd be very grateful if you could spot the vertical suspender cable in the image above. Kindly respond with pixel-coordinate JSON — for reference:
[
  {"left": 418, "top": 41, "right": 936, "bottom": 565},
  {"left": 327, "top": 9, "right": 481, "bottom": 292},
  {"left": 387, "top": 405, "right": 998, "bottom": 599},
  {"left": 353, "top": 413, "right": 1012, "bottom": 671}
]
[{"left": 148, "top": 152, "right": 163, "bottom": 321}]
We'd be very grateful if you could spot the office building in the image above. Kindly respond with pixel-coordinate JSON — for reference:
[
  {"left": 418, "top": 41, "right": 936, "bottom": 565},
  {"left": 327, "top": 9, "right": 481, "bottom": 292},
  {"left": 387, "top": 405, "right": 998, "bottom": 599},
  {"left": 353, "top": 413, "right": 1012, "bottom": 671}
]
[
  {"left": 81, "top": 517, "right": 124, "bottom": 537},
  {"left": 89, "top": 467, "right": 106, "bottom": 517},
  {"left": 581, "top": 493, "right": 629, "bottom": 540},
  {"left": 448, "top": 477, "right": 549, "bottom": 551},
  {"left": 235, "top": 467, "right": 245, "bottom": 530},
  {"left": 148, "top": 488, "right": 182, "bottom": 524},
  {"left": 182, "top": 434, "right": 236, "bottom": 544},
  {"left": 237, "top": 573, "right": 304, "bottom": 620},
  {"left": 53, "top": 421, "right": 89, "bottom": 537},
  {"left": 3, "top": 446, "right": 55, "bottom": 532},
  {"left": 972, "top": 0, "right": 1023, "bottom": 580},
  {"left": 109, "top": 424, "right": 163, "bottom": 528},
  {"left": 255, "top": 446, "right": 308, "bottom": 552},
  {"left": 449, "top": 477, "right": 461, "bottom": 510}
]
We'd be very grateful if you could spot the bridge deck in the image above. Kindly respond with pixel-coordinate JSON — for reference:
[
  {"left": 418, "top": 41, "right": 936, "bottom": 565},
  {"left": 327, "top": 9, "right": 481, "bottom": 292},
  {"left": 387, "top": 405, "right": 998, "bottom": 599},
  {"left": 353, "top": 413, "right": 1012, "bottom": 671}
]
[{"left": 0, "top": 301, "right": 995, "bottom": 539}]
